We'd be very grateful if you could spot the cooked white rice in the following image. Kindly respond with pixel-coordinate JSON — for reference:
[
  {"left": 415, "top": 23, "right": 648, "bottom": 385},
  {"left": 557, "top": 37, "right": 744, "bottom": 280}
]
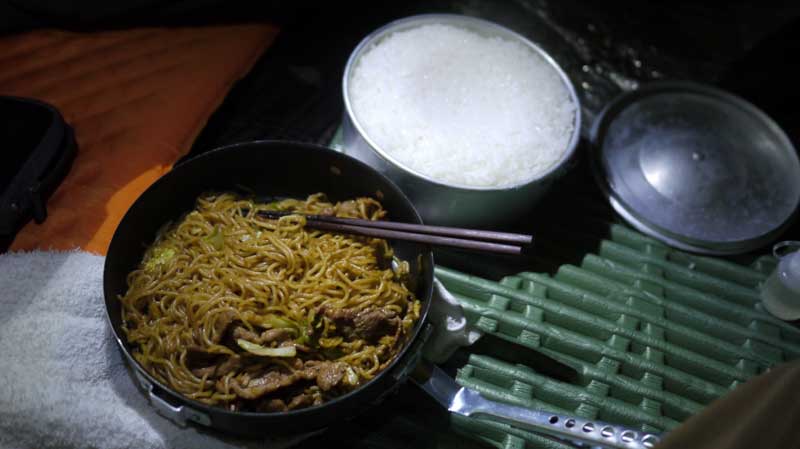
[{"left": 349, "top": 23, "right": 576, "bottom": 188}]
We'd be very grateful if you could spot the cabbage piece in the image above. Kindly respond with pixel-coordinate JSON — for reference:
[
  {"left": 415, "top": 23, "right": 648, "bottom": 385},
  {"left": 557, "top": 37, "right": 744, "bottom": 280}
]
[
  {"left": 203, "top": 226, "right": 224, "bottom": 250},
  {"left": 240, "top": 312, "right": 297, "bottom": 331},
  {"left": 343, "top": 366, "right": 359, "bottom": 386},
  {"left": 295, "top": 319, "right": 311, "bottom": 345},
  {"left": 262, "top": 314, "right": 296, "bottom": 330},
  {"left": 144, "top": 247, "right": 175, "bottom": 271},
  {"left": 236, "top": 339, "right": 296, "bottom": 357}
]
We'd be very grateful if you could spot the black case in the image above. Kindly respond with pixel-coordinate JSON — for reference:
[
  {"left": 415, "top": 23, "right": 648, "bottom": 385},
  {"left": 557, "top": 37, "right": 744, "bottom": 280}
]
[{"left": 0, "top": 96, "right": 77, "bottom": 252}]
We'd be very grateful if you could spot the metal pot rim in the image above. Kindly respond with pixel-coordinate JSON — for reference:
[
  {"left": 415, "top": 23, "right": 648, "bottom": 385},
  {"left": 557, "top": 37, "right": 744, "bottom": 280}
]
[
  {"left": 342, "top": 13, "right": 582, "bottom": 192},
  {"left": 103, "top": 140, "right": 435, "bottom": 427}
]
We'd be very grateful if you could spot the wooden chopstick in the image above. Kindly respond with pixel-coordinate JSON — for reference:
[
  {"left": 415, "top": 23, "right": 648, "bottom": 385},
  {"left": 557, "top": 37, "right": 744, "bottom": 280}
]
[
  {"left": 258, "top": 211, "right": 533, "bottom": 245},
  {"left": 257, "top": 211, "right": 533, "bottom": 256}
]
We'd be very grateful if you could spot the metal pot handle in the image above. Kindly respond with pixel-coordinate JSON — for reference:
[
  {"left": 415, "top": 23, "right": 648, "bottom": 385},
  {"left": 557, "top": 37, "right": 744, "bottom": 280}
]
[
  {"left": 458, "top": 387, "right": 661, "bottom": 449},
  {"left": 134, "top": 370, "right": 211, "bottom": 427},
  {"left": 773, "top": 241, "right": 800, "bottom": 259}
]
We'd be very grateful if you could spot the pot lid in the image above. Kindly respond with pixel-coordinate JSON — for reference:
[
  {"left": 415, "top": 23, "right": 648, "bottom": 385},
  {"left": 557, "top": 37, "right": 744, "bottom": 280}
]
[{"left": 591, "top": 82, "right": 800, "bottom": 255}]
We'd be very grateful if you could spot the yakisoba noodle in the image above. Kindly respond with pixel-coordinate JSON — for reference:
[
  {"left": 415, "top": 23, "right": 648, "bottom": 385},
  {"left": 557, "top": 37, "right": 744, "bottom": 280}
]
[{"left": 120, "top": 193, "right": 420, "bottom": 412}]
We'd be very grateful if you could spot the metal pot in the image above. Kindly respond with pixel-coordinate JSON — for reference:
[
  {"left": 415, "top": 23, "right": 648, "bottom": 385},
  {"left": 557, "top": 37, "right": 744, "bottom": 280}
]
[
  {"left": 103, "top": 141, "right": 435, "bottom": 436},
  {"left": 342, "top": 14, "right": 582, "bottom": 228}
]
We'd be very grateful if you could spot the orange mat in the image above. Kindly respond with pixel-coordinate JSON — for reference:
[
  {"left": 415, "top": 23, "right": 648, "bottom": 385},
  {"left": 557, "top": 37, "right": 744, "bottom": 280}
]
[{"left": 0, "top": 24, "right": 278, "bottom": 254}]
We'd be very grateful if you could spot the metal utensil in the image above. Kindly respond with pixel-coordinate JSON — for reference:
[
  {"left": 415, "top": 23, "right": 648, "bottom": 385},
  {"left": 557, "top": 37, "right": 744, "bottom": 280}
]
[
  {"left": 103, "top": 141, "right": 436, "bottom": 436},
  {"left": 591, "top": 81, "right": 800, "bottom": 255},
  {"left": 413, "top": 361, "right": 662, "bottom": 449},
  {"left": 342, "top": 14, "right": 581, "bottom": 228}
]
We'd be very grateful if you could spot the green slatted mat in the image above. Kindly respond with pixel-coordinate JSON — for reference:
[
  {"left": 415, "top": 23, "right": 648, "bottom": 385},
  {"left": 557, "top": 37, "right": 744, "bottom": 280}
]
[{"left": 435, "top": 224, "right": 797, "bottom": 449}]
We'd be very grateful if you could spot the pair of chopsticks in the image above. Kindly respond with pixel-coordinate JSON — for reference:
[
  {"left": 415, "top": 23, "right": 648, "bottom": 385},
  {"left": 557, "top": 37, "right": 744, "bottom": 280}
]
[{"left": 258, "top": 211, "right": 533, "bottom": 256}]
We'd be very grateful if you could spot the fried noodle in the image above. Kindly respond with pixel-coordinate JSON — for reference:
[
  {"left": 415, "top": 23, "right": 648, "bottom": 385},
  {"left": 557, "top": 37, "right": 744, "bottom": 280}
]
[{"left": 120, "top": 193, "right": 420, "bottom": 412}]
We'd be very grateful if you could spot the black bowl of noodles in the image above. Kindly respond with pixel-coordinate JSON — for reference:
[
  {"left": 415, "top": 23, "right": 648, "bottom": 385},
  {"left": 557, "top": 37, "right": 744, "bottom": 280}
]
[{"left": 103, "top": 141, "right": 434, "bottom": 437}]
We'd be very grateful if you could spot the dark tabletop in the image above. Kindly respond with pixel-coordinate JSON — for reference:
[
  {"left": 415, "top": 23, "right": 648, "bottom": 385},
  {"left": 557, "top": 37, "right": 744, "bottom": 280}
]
[{"left": 5, "top": 1, "right": 795, "bottom": 446}]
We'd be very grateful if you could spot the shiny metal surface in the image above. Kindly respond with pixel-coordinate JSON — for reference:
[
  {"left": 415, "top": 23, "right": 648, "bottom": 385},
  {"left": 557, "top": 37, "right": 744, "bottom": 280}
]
[
  {"left": 342, "top": 14, "right": 581, "bottom": 227},
  {"left": 132, "top": 368, "right": 211, "bottom": 427},
  {"left": 592, "top": 82, "right": 800, "bottom": 254},
  {"left": 413, "top": 361, "right": 661, "bottom": 449}
]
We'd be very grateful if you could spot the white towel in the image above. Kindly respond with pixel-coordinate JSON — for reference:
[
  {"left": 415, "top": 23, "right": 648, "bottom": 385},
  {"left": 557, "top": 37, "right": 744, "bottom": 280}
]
[{"left": 0, "top": 250, "right": 307, "bottom": 449}]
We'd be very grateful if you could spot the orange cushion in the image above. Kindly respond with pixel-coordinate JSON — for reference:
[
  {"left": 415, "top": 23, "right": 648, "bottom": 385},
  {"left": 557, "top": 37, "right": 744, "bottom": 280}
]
[{"left": 0, "top": 24, "right": 278, "bottom": 254}]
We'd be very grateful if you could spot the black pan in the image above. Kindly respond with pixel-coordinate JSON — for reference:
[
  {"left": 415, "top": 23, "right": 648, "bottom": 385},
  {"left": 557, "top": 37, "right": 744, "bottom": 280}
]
[{"left": 103, "top": 141, "right": 434, "bottom": 436}]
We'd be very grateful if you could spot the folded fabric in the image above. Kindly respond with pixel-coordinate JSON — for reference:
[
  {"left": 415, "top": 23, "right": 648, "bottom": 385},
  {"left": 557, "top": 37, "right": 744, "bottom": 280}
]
[
  {"left": 0, "top": 250, "right": 305, "bottom": 449},
  {"left": 0, "top": 24, "right": 278, "bottom": 254}
]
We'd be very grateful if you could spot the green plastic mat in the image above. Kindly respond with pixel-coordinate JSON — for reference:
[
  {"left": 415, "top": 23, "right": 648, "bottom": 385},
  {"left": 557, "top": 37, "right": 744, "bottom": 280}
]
[{"left": 435, "top": 224, "right": 797, "bottom": 449}]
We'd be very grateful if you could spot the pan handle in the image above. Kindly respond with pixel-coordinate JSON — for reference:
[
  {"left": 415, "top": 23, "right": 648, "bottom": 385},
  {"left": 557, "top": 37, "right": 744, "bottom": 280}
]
[
  {"left": 134, "top": 369, "right": 212, "bottom": 427},
  {"left": 459, "top": 387, "right": 661, "bottom": 449}
]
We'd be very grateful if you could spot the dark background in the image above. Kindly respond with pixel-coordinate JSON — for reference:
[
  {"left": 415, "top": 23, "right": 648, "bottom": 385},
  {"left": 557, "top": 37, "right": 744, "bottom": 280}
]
[
  {"left": 2, "top": 1, "right": 798, "bottom": 151},
  {"left": 2, "top": 1, "right": 799, "bottom": 447}
]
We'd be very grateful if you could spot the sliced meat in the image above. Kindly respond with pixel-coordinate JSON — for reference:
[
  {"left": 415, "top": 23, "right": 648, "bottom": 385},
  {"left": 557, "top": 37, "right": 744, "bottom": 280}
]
[
  {"left": 353, "top": 308, "right": 400, "bottom": 342},
  {"left": 189, "top": 354, "right": 242, "bottom": 379},
  {"left": 261, "top": 328, "right": 293, "bottom": 344},
  {"left": 322, "top": 306, "right": 357, "bottom": 336},
  {"left": 291, "top": 358, "right": 304, "bottom": 370},
  {"left": 191, "top": 366, "right": 216, "bottom": 378},
  {"left": 227, "top": 371, "right": 298, "bottom": 400},
  {"left": 287, "top": 393, "right": 315, "bottom": 410},
  {"left": 232, "top": 326, "right": 293, "bottom": 346},
  {"left": 323, "top": 307, "right": 357, "bottom": 323},
  {"left": 256, "top": 398, "right": 288, "bottom": 413},
  {"left": 322, "top": 306, "right": 400, "bottom": 342},
  {"left": 232, "top": 326, "right": 260, "bottom": 342},
  {"left": 333, "top": 200, "right": 361, "bottom": 218},
  {"left": 315, "top": 362, "right": 347, "bottom": 391},
  {"left": 296, "top": 361, "right": 322, "bottom": 381},
  {"left": 186, "top": 346, "right": 218, "bottom": 369},
  {"left": 211, "top": 310, "right": 238, "bottom": 343},
  {"left": 295, "top": 360, "right": 347, "bottom": 392},
  {"left": 293, "top": 343, "right": 311, "bottom": 353},
  {"left": 215, "top": 355, "right": 243, "bottom": 377}
]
